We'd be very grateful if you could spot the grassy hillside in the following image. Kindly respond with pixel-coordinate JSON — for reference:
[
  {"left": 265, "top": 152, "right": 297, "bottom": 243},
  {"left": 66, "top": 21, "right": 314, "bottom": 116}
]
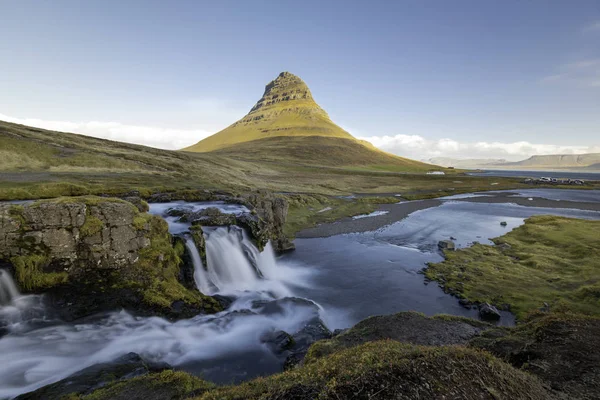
[
  {"left": 426, "top": 215, "right": 600, "bottom": 319},
  {"left": 211, "top": 135, "right": 432, "bottom": 170},
  {"left": 183, "top": 72, "right": 357, "bottom": 153},
  {"left": 182, "top": 72, "right": 435, "bottom": 171},
  {"left": 0, "top": 118, "right": 552, "bottom": 224}
]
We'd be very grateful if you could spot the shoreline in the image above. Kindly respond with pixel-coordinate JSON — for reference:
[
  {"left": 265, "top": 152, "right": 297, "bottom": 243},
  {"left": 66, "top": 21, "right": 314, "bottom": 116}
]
[{"left": 296, "top": 191, "right": 600, "bottom": 238}]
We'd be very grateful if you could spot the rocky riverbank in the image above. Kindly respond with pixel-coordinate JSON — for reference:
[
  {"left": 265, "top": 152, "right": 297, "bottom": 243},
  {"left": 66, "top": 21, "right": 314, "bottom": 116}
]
[
  {"left": 0, "top": 196, "right": 222, "bottom": 320},
  {"left": 19, "top": 311, "right": 598, "bottom": 400},
  {"left": 0, "top": 188, "right": 295, "bottom": 321}
]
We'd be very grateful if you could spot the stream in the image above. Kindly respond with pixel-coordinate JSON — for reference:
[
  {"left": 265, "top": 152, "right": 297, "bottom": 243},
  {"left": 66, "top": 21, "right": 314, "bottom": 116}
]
[{"left": 1, "top": 190, "right": 600, "bottom": 398}]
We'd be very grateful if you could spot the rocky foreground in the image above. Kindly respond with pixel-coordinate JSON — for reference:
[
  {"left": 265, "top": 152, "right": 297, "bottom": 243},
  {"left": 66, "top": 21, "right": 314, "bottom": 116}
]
[
  {"left": 2, "top": 191, "right": 599, "bottom": 399},
  {"left": 15, "top": 311, "right": 599, "bottom": 400},
  {"left": 0, "top": 190, "right": 292, "bottom": 321}
]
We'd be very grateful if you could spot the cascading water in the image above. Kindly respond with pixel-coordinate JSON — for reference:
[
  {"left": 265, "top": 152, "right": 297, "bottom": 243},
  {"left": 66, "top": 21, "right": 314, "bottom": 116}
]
[
  {"left": 0, "top": 202, "right": 316, "bottom": 398},
  {"left": 205, "top": 227, "right": 261, "bottom": 293},
  {"left": 185, "top": 226, "right": 291, "bottom": 298},
  {"left": 0, "top": 270, "right": 19, "bottom": 306},
  {"left": 184, "top": 238, "right": 215, "bottom": 295}
]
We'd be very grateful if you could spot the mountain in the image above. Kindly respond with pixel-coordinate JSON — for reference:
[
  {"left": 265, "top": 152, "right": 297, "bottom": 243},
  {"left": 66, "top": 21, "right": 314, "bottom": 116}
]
[
  {"left": 427, "top": 157, "right": 507, "bottom": 169},
  {"left": 426, "top": 154, "right": 600, "bottom": 171},
  {"left": 504, "top": 153, "right": 600, "bottom": 169},
  {"left": 183, "top": 72, "right": 434, "bottom": 170}
]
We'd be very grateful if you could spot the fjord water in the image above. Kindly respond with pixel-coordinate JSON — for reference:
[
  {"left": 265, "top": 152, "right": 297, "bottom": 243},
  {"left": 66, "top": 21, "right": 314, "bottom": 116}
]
[
  {"left": 1, "top": 192, "right": 600, "bottom": 398},
  {"left": 467, "top": 170, "right": 600, "bottom": 180}
]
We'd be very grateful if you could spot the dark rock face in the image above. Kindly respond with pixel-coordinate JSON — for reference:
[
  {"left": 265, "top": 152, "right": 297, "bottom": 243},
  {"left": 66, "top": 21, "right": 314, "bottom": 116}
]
[
  {"left": 15, "top": 352, "right": 169, "bottom": 400},
  {"left": 192, "top": 207, "right": 237, "bottom": 226},
  {"left": 241, "top": 191, "right": 294, "bottom": 252},
  {"left": 438, "top": 240, "right": 455, "bottom": 251},
  {"left": 471, "top": 314, "right": 600, "bottom": 399},
  {"left": 0, "top": 197, "right": 222, "bottom": 320},
  {"left": 0, "top": 199, "right": 149, "bottom": 274},
  {"left": 261, "top": 330, "right": 295, "bottom": 354},
  {"left": 478, "top": 303, "right": 502, "bottom": 321},
  {"left": 305, "top": 312, "right": 489, "bottom": 362}
]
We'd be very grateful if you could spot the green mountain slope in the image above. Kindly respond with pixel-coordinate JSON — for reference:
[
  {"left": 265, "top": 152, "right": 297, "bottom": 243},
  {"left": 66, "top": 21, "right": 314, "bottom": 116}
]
[
  {"left": 212, "top": 135, "right": 431, "bottom": 170},
  {"left": 183, "top": 72, "right": 355, "bottom": 153},
  {"left": 183, "top": 72, "right": 434, "bottom": 171}
]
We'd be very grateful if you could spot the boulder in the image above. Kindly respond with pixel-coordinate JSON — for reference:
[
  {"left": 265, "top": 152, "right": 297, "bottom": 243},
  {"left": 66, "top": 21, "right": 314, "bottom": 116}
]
[
  {"left": 284, "top": 317, "right": 332, "bottom": 369},
  {"left": 304, "top": 311, "right": 489, "bottom": 363},
  {"left": 478, "top": 303, "right": 502, "bottom": 321},
  {"left": 260, "top": 330, "right": 295, "bottom": 354},
  {"left": 241, "top": 191, "right": 294, "bottom": 253},
  {"left": 438, "top": 240, "right": 455, "bottom": 251},
  {"left": 15, "top": 352, "right": 170, "bottom": 400},
  {"left": 193, "top": 207, "right": 236, "bottom": 226}
]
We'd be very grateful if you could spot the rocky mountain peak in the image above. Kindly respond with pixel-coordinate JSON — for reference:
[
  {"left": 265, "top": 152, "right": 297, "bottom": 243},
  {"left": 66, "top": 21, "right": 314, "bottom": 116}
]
[{"left": 247, "top": 71, "right": 325, "bottom": 116}]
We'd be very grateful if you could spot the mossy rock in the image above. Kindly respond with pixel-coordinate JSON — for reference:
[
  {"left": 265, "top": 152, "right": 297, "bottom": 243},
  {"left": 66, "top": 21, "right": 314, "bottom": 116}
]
[
  {"left": 305, "top": 311, "right": 489, "bottom": 363},
  {"left": 78, "top": 342, "right": 551, "bottom": 400},
  {"left": 1, "top": 196, "right": 222, "bottom": 320},
  {"left": 200, "top": 341, "right": 551, "bottom": 399},
  {"left": 79, "top": 370, "right": 213, "bottom": 400},
  {"left": 470, "top": 313, "right": 600, "bottom": 399}
]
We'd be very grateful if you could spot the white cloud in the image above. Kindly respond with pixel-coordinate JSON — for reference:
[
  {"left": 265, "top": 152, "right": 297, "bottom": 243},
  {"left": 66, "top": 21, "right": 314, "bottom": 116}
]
[
  {"left": 541, "top": 58, "right": 600, "bottom": 88},
  {"left": 0, "top": 113, "right": 214, "bottom": 150},
  {"left": 583, "top": 21, "right": 600, "bottom": 32},
  {"left": 358, "top": 134, "right": 600, "bottom": 161},
  {"left": 2, "top": 113, "right": 598, "bottom": 162}
]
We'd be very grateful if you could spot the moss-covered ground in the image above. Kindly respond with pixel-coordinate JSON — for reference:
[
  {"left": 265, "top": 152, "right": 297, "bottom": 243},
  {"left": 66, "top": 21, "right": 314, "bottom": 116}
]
[
  {"left": 426, "top": 215, "right": 600, "bottom": 320},
  {"left": 470, "top": 312, "right": 600, "bottom": 399},
  {"left": 76, "top": 341, "right": 550, "bottom": 400},
  {"left": 75, "top": 370, "right": 213, "bottom": 400}
]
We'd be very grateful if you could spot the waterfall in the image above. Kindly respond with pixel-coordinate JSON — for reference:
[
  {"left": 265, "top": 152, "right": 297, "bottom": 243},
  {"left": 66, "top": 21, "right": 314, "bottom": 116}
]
[
  {"left": 186, "top": 226, "right": 289, "bottom": 296},
  {"left": 205, "top": 227, "right": 261, "bottom": 293},
  {"left": 0, "top": 270, "right": 20, "bottom": 306},
  {"left": 184, "top": 238, "right": 215, "bottom": 295}
]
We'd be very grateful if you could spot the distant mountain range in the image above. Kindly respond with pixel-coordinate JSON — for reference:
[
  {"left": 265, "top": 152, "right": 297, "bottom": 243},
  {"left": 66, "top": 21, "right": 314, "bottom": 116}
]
[{"left": 428, "top": 154, "right": 600, "bottom": 171}]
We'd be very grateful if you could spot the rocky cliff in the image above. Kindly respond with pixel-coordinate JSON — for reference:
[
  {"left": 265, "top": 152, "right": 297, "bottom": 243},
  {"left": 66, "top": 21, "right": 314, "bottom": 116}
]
[{"left": 0, "top": 196, "right": 221, "bottom": 320}]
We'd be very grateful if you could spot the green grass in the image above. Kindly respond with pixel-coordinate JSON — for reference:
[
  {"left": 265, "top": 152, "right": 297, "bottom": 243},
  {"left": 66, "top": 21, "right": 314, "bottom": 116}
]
[
  {"left": 195, "top": 341, "right": 548, "bottom": 400},
  {"left": 426, "top": 215, "right": 600, "bottom": 320},
  {"left": 2, "top": 119, "right": 597, "bottom": 208},
  {"left": 12, "top": 254, "right": 68, "bottom": 291},
  {"left": 72, "top": 370, "right": 214, "bottom": 400},
  {"left": 283, "top": 194, "right": 399, "bottom": 237},
  {"left": 80, "top": 215, "right": 103, "bottom": 237},
  {"left": 80, "top": 341, "right": 550, "bottom": 400}
]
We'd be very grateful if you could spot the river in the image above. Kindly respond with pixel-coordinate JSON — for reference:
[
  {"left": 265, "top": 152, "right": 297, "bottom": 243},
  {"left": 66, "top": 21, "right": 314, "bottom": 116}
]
[{"left": 1, "top": 190, "right": 600, "bottom": 398}]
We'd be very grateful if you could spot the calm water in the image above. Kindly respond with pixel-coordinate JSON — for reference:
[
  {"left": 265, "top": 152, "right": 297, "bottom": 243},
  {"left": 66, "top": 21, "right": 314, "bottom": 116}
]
[
  {"left": 283, "top": 200, "right": 600, "bottom": 329},
  {"left": 467, "top": 170, "right": 600, "bottom": 180}
]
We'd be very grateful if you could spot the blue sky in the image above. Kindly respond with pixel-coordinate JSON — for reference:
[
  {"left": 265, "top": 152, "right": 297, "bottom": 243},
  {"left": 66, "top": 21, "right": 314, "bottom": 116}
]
[{"left": 1, "top": 0, "right": 599, "bottom": 160}]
